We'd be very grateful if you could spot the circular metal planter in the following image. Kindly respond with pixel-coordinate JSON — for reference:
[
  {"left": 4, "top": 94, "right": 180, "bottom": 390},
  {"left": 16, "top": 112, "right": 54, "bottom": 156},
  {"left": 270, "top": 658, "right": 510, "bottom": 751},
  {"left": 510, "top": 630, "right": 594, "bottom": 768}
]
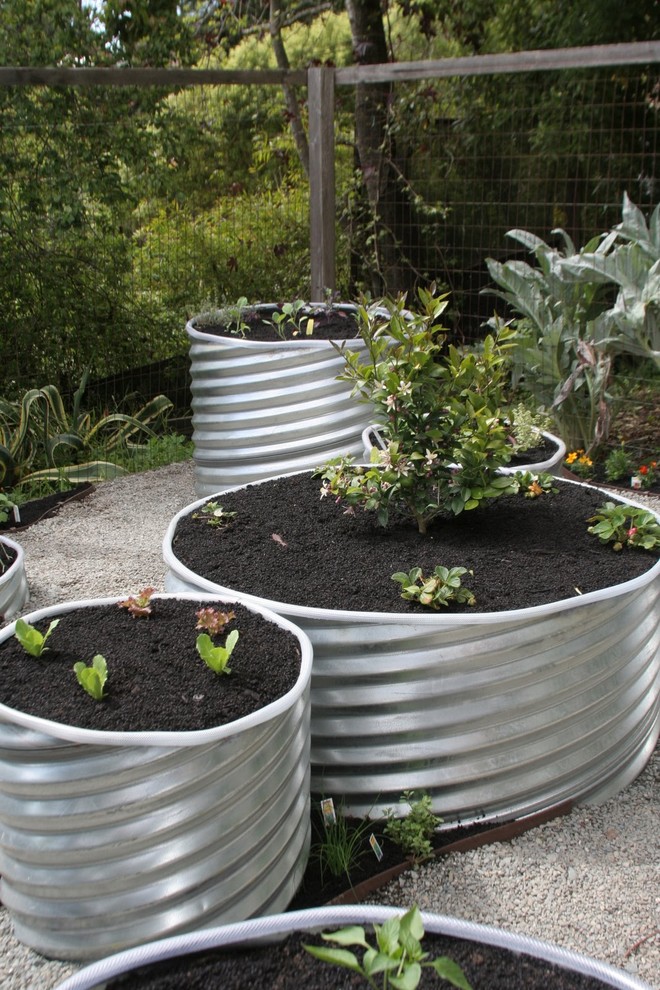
[
  {"left": 362, "top": 424, "right": 567, "bottom": 476},
  {"left": 0, "top": 535, "right": 29, "bottom": 622},
  {"left": 187, "top": 304, "right": 376, "bottom": 497},
  {"left": 164, "top": 477, "right": 660, "bottom": 824},
  {"left": 52, "top": 906, "right": 653, "bottom": 990},
  {"left": 0, "top": 593, "right": 313, "bottom": 961}
]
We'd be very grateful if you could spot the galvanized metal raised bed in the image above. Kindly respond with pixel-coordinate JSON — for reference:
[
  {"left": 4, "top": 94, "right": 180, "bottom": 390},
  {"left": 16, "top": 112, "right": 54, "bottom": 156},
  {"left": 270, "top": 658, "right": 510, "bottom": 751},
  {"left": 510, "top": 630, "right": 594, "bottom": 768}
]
[
  {"left": 164, "top": 478, "right": 660, "bottom": 824},
  {"left": 52, "top": 906, "right": 654, "bottom": 990},
  {"left": 0, "top": 535, "right": 29, "bottom": 622},
  {"left": 187, "top": 305, "right": 375, "bottom": 496},
  {"left": 0, "top": 592, "right": 313, "bottom": 961}
]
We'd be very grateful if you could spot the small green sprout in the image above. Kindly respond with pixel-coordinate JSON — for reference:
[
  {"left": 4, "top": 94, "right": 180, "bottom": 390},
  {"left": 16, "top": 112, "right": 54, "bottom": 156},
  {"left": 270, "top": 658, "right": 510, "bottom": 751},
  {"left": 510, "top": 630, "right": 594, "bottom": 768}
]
[
  {"left": 384, "top": 791, "right": 443, "bottom": 862},
  {"left": 192, "top": 502, "right": 237, "bottom": 529},
  {"left": 587, "top": 502, "right": 660, "bottom": 551},
  {"left": 73, "top": 654, "right": 108, "bottom": 701},
  {"left": 14, "top": 618, "right": 60, "bottom": 657},
  {"left": 195, "top": 607, "right": 236, "bottom": 635},
  {"left": 118, "top": 587, "right": 156, "bottom": 618},
  {"left": 304, "top": 905, "right": 473, "bottom": 990},
  {"left": 392, "top": 566, "right": 476, "bottom": 609},
  {"left": 196, "top": 629, "right": 239, "bottom": 675},
  {"left": 266, "top": 299, "right": 312, "bottom": 338}
]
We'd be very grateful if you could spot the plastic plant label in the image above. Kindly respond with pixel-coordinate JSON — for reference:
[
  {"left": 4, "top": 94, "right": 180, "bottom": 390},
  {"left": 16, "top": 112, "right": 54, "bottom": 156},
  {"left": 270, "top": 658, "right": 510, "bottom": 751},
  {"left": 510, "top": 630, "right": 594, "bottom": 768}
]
[
  {"left": 369, "top": 833, "right": 384, "bottom": 862},
  {"left": 320, "top": 798, "right": 336, "bottom": 826}
]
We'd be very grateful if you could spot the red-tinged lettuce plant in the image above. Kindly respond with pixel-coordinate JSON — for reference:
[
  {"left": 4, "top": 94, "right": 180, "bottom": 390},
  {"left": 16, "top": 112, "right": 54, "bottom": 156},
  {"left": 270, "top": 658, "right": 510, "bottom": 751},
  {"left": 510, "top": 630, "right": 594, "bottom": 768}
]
[
  {"left": 118, "top": 587, "right": 156, "bottom": 618},
  {"left": 195, "top": 607, "right": 236, "bottom": 635},
  {"left": 321, "top": 287, "right": 521, "bottom": 534}
]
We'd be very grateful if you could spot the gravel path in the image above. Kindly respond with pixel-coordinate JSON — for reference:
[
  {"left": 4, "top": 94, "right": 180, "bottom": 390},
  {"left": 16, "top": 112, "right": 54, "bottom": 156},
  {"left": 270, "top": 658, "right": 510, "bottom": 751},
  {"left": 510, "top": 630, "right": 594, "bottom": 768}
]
[{"left": 0, "top": 462, "right": 658, "bottom": 990}]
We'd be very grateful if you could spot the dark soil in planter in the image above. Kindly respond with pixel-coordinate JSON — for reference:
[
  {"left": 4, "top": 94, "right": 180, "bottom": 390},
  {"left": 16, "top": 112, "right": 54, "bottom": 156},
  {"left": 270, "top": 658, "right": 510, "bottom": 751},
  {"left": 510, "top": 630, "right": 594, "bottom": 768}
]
[
  {"left": 508, "top": 434, "right": 558, "bottom": 466},
  {"left": 193, "top": 304, "right": 362, "bottom": 342},
  {"left": 0, "top": 599, "right": 301, "bottom": 732},
  {"left": 0, "top": 484, "right": 93, "bottom": 532},
  {"left": 171, "top": 473, "right": 658, "bottom": 614},
  {"left": 106, "top": 927, "right": 618, "bottom": 990}
]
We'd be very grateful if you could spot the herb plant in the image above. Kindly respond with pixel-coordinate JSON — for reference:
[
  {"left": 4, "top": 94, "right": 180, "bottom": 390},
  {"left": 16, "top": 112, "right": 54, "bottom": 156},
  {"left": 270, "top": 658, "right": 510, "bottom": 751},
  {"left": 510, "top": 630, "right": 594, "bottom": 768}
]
[
  {"left": 312, "top": 804, "right": 375, "bottom": 885},
  {"left": 587, "top": 502, "right": 660, "bottom": 551},
  {"left": 192, "top": 502, "right": 237, "bottom": 529},
  {"left": 196, "top": 629, "right": 239, "bottom": 675},
  {"left": 514, "top": 470, "right": 558, "bottom": 498},
  {"left": 383, "top": 792, "right": 443, "bottom": 861},
  {"left": 304, "top": 905, "right": 472, "bottom": 990},
  {"left": 118, "top": 587, "right": 156, "bottom": 618},
  {"left": 14, "top": 618, "right": 60, "bottom": 657},
  {"left": 392, "top": 566, "right": 476, "bottom": 609},
  {"left": 73, "top": 655, "right": 108, "bottom": 701},
  {"left": 604, "top": 445, "right": 634, "bottom": 483},
  {"left": 321, "top": 287, "right": 519, "bottom": 534}
]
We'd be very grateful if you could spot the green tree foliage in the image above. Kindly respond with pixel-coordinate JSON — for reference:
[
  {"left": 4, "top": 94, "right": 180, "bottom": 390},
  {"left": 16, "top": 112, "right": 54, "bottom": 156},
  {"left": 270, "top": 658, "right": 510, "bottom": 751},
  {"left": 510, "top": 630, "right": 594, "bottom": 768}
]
[{"left": 0, "top": 0, "right": 203, "bottom": 394}]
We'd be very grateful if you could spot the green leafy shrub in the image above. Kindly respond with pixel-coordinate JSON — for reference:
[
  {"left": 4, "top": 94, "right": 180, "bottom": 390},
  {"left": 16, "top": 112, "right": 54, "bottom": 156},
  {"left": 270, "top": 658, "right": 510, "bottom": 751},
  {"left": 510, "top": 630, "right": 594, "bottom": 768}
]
[{"left": 321, "top": 287, "right": 519, "bottom": 534}]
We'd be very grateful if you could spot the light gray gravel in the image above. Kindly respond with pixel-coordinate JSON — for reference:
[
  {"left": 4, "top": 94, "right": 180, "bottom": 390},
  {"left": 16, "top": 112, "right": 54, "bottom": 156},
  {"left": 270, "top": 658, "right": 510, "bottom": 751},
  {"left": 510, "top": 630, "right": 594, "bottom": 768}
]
[{"left": 0, "top": 462, "right": 658, "bottom": 989}]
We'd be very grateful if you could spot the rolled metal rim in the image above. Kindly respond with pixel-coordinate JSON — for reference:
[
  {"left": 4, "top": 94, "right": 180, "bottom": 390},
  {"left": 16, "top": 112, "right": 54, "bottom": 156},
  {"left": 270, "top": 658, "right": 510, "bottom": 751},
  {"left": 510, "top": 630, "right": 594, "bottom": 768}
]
[
  {"left": 0, "top": 534, "right": 29, "bottom": 620},
  {"left": 51, "top": 905, "right": 653, "bottom": 990},
  {"left": 186, "top": 302, "right": 362, "bottom": 347},
  {"left": 361, "top": 424, "right": 567, "bottom": 476},
  {"left": 0, "top": 591, "right": 313, "bottom": 746},
  {"left": 163, "top": 476, "right": 660, "bottom": 626}
]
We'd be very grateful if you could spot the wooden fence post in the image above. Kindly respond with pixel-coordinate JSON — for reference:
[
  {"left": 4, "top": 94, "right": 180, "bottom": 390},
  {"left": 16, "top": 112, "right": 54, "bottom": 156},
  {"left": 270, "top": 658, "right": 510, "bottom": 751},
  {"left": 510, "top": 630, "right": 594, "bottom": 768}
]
[{"left": 308, "top": 66, "right": 336, "bottom": 300}]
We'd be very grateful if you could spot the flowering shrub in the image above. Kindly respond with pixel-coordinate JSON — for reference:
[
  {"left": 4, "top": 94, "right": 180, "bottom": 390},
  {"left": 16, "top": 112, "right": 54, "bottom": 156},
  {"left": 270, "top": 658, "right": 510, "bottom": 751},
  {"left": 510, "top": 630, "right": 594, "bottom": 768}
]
[
  {"left": 634, "top": 461, "right": 658, "bottom": 490},
  {"left": 321, "top": 288, "right": 520, "bottom": 534},
  {"left": 564, "top": 449, "right": 594, "bottom": 479}
]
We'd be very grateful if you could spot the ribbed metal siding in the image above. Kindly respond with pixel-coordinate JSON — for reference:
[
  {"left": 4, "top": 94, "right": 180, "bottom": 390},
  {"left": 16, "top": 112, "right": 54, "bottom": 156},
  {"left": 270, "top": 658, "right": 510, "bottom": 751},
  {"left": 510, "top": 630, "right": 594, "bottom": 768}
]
[
  {"left": 0, "top": 594, "right": 312, "bottom": 961},
  {"left": 164, "top": 488, "right": 660, "bottom": 825},
  {"left": 187, "top": 314, "right": 374, "bottom": 496},
  {"left": 0, "top": 536, "right": 29, "bottom": 622}
]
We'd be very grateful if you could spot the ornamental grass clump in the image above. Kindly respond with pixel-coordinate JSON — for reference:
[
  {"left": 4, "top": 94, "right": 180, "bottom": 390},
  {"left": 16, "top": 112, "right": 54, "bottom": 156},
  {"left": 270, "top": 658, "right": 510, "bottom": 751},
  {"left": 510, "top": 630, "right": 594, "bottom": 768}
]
[{"left": 321, "top": 288, "right": 521, "bottom": 534}]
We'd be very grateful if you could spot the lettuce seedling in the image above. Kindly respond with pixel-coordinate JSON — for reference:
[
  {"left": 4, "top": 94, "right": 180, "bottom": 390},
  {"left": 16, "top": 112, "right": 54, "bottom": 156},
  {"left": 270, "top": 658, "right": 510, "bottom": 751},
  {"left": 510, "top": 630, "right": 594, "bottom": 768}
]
[
  {"left": 196, "top": 629, "right": 239, "bottom": 675},
  {"left": 118, "top": 587, "right": 156, "bottom": 618},
  {"left": 195, "top": 607, "right": 236, "bottom": 635},
  {"left": 73, "top": 655, "right": 108, "bottom": 701},
  {"left": 14, "top": 618, "right": 60, "bottom": 657},
  {"left": 304, "top": 905, "right": 473, "bottom": 990}
]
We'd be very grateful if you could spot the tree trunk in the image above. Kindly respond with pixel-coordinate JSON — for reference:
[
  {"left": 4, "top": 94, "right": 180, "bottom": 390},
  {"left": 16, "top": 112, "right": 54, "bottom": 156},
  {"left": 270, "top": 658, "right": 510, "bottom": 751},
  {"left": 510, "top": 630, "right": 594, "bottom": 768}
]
[
  {"left": 345, "top": 0, "right": 411, "bottom": 295},
  {"left": 269, "top": 0, "right": 310, "bottom": 178}
]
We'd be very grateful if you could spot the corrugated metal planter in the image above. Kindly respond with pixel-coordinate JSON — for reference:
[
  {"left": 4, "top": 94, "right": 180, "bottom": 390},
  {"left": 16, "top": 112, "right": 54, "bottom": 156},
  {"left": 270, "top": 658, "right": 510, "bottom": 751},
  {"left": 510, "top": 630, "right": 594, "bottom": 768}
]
[
  {"left": 187, "top": 304, "right": 376, "bottom": 496},
  {"left": 164, "top": 478, "right": 660, "bottom": 824},
  {"left": 52, "top": 906, "right": 653, "bottom": 990},
  {"left": 0, "top": 535, "right": 29, "bottom": 622},
  {"left": 362, "top": 423, "right": 567, "bottom": 476},
  {"left": 0, "top": 592, "right": 312, "bottom": 961}
]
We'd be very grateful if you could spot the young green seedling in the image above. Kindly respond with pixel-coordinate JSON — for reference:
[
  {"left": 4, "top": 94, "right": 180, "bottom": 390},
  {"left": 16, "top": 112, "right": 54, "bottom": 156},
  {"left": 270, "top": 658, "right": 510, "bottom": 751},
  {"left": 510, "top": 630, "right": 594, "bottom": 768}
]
[
  {"left": 304, "top": 905, "right": 473, "bottom": 990},
  {"left": 196, "top": 629, "right": 239, "bottom": 675},
  {"left": 192, "top": 502, "right": 237, "bottom": 529},
  {"left": 14, "top": 618, "right": 60, "bottom": 657},
  {"left": 392, "top": 566, "right": 476, "bottom": 609},
  {"left": 73, "top": 654, "right": 108, "bottom": 701}
]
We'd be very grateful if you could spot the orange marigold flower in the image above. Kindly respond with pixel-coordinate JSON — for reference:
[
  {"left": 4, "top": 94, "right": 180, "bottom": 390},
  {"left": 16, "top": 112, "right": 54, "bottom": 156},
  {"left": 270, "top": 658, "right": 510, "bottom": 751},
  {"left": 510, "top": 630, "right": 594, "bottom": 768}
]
[{"left": 639, "top": 465, "right": 649, "bottom": 475}]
